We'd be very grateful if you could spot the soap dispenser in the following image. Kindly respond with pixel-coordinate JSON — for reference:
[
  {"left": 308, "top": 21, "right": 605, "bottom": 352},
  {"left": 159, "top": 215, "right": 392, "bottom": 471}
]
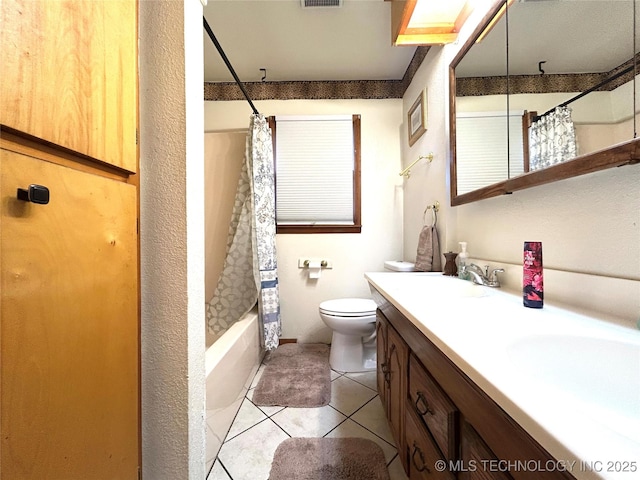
[{"left": 458, "top": 242, "right": 469, "bottom": 280}]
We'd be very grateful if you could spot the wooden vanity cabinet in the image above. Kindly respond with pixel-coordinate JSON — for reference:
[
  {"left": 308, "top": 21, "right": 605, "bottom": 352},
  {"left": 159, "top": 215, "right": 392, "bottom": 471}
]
[
  {"left": 375, "top": 295, "right": 576, "bottom": 480},
  {"left": 405, "top": 405, "right": 455, "bottom": 480},
  {"left": 459, "top": 420, "right": 513, "bottom": 480},
  {"left": 376, "top": 313, "right": 388, "bottom": 407},
  {"left": 376, "top": 311, "right": 409, "bottom": 470},
  {"left": 408, "top": 354, "right": 458, "bottom": 462}
]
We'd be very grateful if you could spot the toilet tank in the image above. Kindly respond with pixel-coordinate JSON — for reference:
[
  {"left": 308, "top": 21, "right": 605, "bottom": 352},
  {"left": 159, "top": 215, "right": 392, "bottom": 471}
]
[{"left": 383, "top": 261, "right": 415, "bottom": 272}]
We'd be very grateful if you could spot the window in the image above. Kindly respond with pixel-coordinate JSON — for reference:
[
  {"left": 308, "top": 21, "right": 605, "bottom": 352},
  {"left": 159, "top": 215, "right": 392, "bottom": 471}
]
[
  {"left": 269, "top": 115, "right": 361, "bottom": 234},
  {"left": 456, "top": 111, "right": 525, "bottom": 195}
]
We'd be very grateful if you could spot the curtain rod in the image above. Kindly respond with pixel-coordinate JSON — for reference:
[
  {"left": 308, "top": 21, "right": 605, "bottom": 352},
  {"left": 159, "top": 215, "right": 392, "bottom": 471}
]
[
  {"left": 535, "top": 64, "right": 634, "bottom": 121},
  {"left": 203, "top": 16, "right": 260, "bottom": 116}
]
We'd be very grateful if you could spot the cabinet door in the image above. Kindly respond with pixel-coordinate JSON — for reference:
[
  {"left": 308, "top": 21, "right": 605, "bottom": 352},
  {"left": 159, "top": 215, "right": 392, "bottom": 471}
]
[
  {"left": 387, "top": 324, "right": 409, "bottom": 468},
  {"left": 1, "top": 150, "right": 139, "bottom": 479},
  {"left": 376, "top": 311, "right": 388, "bottom": 407},
  {"left": 459, "top": 420, "right": 513, "bottom": 480},
  {"left": 405, "top": 407, "right": 454, "bottom": 480},
  {"left": 0, "top": 0, "right": 138, "bottom": 172},
  {"left": 409, "top": 354, "right": 458, "bottom": 461}
]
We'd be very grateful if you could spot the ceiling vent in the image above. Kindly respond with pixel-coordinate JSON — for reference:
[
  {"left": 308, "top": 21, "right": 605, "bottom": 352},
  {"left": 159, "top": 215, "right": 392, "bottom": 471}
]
[{"left": 301, "top": 0, "right": 342, "bottom": 8}]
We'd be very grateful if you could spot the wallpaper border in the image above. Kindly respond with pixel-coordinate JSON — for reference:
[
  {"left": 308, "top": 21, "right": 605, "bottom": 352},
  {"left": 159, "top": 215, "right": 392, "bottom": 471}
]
[{"left": 204, "top": 47, "right": 431, "bottom": 101}]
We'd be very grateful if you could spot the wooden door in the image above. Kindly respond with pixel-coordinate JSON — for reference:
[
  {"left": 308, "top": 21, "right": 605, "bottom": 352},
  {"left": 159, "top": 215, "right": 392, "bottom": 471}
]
[
  {"left": 0, "top": 150, "right": 139, "bottom": 478},
  {"left": 0, "top": 0, "right": 138, "bottom": 172}
]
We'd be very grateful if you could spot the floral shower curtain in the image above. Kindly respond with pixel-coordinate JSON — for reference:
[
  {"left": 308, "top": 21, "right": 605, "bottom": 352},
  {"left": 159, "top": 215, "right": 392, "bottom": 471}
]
[
  {"left": 207, "top": 114, "right": 281, "bottom": 350},
  {"left": 529, "top": 106, "right": 577, "bottom": 171}
]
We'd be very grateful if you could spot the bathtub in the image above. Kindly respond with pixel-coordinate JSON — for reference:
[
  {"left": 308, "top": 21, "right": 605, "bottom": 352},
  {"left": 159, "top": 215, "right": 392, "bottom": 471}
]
[{"left": 205, "top": 307, "right": 263, "bottom": 473}]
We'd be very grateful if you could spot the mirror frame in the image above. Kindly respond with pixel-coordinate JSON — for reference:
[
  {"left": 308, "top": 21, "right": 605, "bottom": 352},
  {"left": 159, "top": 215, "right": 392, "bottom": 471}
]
[{"left": 449, "top": 0, "right": 640, "bottom": 207}]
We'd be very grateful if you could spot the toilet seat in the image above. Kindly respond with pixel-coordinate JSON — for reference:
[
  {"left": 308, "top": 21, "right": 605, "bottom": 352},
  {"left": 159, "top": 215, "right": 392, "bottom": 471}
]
[{"left": 319, "top": 298, "right": 377, "bottom": 317}]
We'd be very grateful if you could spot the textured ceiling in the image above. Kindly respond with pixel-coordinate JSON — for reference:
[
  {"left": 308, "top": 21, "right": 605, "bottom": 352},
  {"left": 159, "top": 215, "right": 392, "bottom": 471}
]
[
  {"left": 203, "top": 0, "right": 417, "bottom": 83},
  {"left": 203, "top": 0, "right": 638, "bottom": 84}
]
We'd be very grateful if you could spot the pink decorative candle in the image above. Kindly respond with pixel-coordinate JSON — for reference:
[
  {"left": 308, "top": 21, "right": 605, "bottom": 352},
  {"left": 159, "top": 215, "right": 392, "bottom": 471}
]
[{"left": 523, "top": 241, "right": 543, "bottom": 308}]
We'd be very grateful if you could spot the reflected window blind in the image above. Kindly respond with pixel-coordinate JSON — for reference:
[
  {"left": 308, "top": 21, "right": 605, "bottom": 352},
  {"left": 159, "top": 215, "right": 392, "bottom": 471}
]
[
  {"left": 456, "top": 111, "right": 524, "bottom": 195},
  {"left": 275, "top": 115, "right": 354, "bottom": 224}
]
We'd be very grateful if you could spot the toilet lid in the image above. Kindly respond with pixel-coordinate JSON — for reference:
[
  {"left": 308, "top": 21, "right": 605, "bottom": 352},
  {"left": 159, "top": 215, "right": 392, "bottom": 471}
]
[{"left": 319, "top": 298, "right": 377, "bottom": 317}]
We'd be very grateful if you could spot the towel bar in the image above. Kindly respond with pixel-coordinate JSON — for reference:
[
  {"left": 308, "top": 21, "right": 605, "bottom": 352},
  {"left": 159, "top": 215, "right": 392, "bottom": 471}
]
[{"left": 399, "top": 153, "right": 434, "bottom": 178}]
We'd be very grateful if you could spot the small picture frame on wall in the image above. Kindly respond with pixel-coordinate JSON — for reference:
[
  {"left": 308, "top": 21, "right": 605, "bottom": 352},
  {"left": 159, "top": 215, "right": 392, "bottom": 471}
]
[{"left": 408, "top": 89, "right": 427, "bottom": 146}]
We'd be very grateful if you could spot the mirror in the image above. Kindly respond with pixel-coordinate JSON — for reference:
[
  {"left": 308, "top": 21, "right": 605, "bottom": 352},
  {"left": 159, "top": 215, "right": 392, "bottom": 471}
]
[
  {"left": 450, "top": 0, "right": 640, "bottom": 205},
  {"left": 454, "top": 1, "right": 509, "bottom": 196}
]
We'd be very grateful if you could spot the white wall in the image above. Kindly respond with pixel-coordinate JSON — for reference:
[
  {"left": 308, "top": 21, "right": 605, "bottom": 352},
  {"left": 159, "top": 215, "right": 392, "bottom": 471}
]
[
  {"left": 401, "top": 2, "right": 640, "bottom": 326},
  {"left": 205, "top": 99, "right": 404, "bottom": 342},
  {"left": 139, "top": 0, "right": 206, "bottom": 478},
  {"left": 401, "top": 47, "right": 454, "bottom": 261}
]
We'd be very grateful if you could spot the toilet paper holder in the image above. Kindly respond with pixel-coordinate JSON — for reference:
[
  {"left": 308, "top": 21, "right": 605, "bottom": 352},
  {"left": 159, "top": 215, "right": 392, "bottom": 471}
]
[{"left": 299, "top": 258, "right": 332, "bottom": 269}]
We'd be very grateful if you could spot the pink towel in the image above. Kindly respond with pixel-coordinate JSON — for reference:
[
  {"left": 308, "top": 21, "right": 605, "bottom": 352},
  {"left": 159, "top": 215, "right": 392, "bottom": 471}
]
[{"left": 415, "top": 225, "right": 442, "bottom": 272}]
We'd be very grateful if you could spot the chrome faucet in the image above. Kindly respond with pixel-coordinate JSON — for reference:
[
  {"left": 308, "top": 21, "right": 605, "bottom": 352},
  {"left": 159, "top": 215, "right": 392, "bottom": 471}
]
[{"left": 462, "top": 264, "right": 504, "bottom": 287}]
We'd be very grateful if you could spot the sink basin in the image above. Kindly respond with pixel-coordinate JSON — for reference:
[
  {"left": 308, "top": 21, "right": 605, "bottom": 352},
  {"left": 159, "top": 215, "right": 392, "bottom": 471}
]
[{"left": 507, "top": 334, "right": 640, "bottom": 442}]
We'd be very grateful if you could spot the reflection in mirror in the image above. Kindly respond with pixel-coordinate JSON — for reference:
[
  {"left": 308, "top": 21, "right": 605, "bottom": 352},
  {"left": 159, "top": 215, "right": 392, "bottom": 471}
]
[
  {"left": 450, "top": 0, "right": 640, "bottom": 205},
  {"left": 454, "top": 0, "right": 508, "bottom": 195},
  {"left": 507, "top": 0, "right": 637, "bottom": 167}
]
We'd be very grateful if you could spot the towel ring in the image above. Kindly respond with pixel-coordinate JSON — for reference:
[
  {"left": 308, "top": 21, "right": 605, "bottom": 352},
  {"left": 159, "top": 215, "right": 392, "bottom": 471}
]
[{"left": 423, "top": 201, "right": 439, "bottom": 227}]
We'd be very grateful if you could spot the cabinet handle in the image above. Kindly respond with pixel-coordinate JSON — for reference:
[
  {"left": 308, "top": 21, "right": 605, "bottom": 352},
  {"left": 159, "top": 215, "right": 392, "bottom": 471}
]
[
  {"left": 411, "top": 441, "right": 431, "bottom": 473},
  {"left": 17, "top": 184, "right": 50, "bottom": 204},
  {"left": 415, "top": 391, "right": 432, "bottom": 416},
  {"left": 380, "top": 362, "right": 391, "bottom": 385},
  {"left": 384, "top": 345, "right": 397, "bottom": 385}
]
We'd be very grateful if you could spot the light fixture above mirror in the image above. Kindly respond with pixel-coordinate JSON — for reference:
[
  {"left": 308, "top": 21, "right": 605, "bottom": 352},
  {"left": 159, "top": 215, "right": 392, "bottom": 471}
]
[{"left": 391, "top": 0, "right": 474, "bottom": 46}]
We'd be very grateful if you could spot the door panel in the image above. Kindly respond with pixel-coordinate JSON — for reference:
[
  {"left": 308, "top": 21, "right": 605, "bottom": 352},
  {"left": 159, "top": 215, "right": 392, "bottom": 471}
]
[
  {"left": 387, "top": 325, "right": 408, "bottom": 471},
  {"left": 1, "top": 150, "right": 139, "bottom": 478},
  {"left": 0, "top": 0, "right": 137, "bottom": 172}
]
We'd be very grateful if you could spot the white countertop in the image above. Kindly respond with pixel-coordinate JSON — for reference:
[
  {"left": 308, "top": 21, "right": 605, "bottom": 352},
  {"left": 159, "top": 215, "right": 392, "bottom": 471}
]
[{"left": 365, "top": 272, "right": 640, "bottom": 480}]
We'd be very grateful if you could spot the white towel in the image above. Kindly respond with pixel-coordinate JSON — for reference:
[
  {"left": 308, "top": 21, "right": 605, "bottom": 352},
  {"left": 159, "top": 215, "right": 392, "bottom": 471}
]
[{"left": 415, "top": 225, "right": 442, "bottom": 272}]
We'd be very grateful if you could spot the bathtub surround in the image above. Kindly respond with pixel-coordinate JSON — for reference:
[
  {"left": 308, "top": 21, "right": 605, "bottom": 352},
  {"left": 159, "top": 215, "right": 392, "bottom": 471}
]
[
  {"left": 206, "top": 149, "right": 257, "bottom": 339},
  {"left": 268, "top": 437, "right": 390, "bottom": 480},
  {"left": 208, "top": 114, "right": 281, "bottom": 350},
  {"left": 253, "top": 343, "right": 331, "bottom": 407}
]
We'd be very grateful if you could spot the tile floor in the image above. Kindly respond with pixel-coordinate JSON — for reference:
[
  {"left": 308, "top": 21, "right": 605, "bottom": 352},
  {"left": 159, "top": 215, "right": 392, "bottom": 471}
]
[{"left": 207, "top": 362, "right": 410, "bottom": 480}]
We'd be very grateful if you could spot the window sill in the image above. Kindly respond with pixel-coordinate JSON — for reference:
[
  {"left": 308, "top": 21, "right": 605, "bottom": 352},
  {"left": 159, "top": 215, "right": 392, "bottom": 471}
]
[{"left": 276, "top": 224, "right": 362, "bottom": 234}]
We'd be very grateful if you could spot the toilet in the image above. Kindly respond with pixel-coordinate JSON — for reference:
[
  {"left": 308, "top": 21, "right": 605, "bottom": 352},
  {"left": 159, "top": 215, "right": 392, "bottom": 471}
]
[
  {"left": 319, "top": 298, "right": 378, "bottom": 372},
  {"left": 319, "top": 261, "right": 415, "bottom": 372}
]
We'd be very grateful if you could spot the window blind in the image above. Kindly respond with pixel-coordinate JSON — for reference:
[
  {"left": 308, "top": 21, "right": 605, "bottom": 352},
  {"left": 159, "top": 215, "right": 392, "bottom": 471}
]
[
  {"left": 456, "top": 111, "right": 524, "bottom": 195},
  {"left": 275, "top": 115, "right": 355, "bottom": 224}
]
